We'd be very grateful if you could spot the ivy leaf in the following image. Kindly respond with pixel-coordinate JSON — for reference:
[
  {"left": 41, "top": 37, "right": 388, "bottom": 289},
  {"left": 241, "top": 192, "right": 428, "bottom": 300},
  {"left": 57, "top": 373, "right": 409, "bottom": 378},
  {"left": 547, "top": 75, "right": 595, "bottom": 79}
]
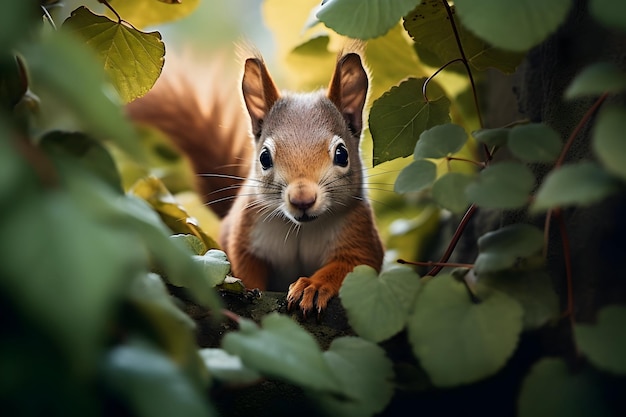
[
  {"left": 102, "top": 343, "right": 216, "bottom": 417},
  {"left": 508, "top": 123, "right": 562, "bottom": 163},
  {"left": 315, "top": 337, "right": 394, "bottom": 417},
  {"left": 518, "top": 358, "right": 613, "bottom": 417},
  {"left": 316, "top": 0, "right": 418, "bottom": 40},
  {"left": 432, "top": 172, "right": 474, "bottom": 213},
  {"left": 404, "top": 0, "right": 524, "bottom": 73},
  {"left": 474, "top": 224, "right": 544, "bottom": 276},
  {"left": 394, "top": 159, "right": 437, "bottom": 194},
  {"left": 64, "top": 6, "right": 165, "bottom": 103},
  {"left": 531, "top": 162, "right": 620, "bottom": 212},
  {"left": 454, "top": 0, "right": 572, "bottom": 52},
  {"left": 593, "top": 105, "right": 626, "bottom": 181},
  {"left": 408, "top": 274, "right": 523, "bottom": 387},
  {"left": 222, "top": 313, "right": 342, "bottom": 393},
  {"left": 413, "top": 123, "right": 467, "bottom": 159},
  {"left": 107, "top": 0, "right": 200, "bottom": 28},
  {"left": 466, "top": 162, "right": 535, "bottom": 209},
  {"left": 565, "top": 62, "right": 626, "bottom": 99},
  {"left": 191, "top": 250, "right": 230, "bottom": 288},
  {"left": 339, "top": 265, "right": 422, "bottom": 343},
  {"left": 199, "top": 349, "right": 261, "bottom": 386},
  {"left": 589, "top": 0, "right": 626, "bottom": 31},
  {"left": 472, "top": 127, "right": 510, "bottom": 148},
  {"left": 574, "top": 305, "right": 626, "bottom": 375},
  {"left": 370, "top": 78, "right": 451, "bottom": 165},
  {"left": 479, "top": 271, "right": 559, "bottom": 330}
]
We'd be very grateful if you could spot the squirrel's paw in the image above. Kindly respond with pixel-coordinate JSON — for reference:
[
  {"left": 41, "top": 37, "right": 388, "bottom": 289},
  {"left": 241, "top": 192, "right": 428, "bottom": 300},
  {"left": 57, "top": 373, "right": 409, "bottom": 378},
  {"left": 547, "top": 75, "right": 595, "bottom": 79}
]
[{"left": 287, "top": 277, "right": 337, "bottom": 316}]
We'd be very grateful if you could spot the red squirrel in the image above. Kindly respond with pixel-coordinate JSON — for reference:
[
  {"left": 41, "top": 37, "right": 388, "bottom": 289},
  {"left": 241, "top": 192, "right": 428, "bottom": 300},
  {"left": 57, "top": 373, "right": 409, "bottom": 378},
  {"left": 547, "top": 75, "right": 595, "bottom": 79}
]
[{"left": 128, "top": 51, "right": 384, "bottom": 314}]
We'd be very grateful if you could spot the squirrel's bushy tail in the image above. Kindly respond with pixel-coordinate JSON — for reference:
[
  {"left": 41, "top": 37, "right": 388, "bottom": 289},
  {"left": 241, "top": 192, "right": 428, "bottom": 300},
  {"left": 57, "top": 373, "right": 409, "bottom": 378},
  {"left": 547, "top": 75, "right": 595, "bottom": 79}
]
[{"left": 126, "top": 56, "right": 252, "bottom": 218}]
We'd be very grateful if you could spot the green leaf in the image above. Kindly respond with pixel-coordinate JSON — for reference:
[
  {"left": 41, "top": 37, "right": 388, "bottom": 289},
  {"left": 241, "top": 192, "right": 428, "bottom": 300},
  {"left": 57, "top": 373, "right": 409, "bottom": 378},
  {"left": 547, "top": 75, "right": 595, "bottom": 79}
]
[
  {"left": 108, "top": 0, "right": 200, "bottom": 28},
  {"left": 404, "top": 0, "right": 524, "bottom": 73},
  {"left": 531, "top": 162, "right": 620, "bottom": 212},
  {"left": 370, "top": 78, "right": 451, "bottom": 165},
  {"left": 0, "top": 0, "right": 38, "bottom": 51},
  {"left": 64, "top": 6, "right": 165, "bottom": 103},
  {"left": 472, "top": 127, "right": 510, "bottom": 148},
  {"left": 130, "top": 176, "right": 220, "bottom": 251},
  {"left": 127, "top": 273, "right": 208, "bottom": 387},
  {"left": 565, "top": 62, "right": 626, "bottom": 99},
  {"left": 432, "top": 172, "right": 474, "bottom": 213},
  {"left": 115, "top": 196, "right": 221, "bottom": 310},
  {"left": 20, "top": 31, "right": 141, "bottom": 158},
  {"left": 40, "top": 131, "right": 124, "bottom": 193},
  {"left": 593, "top": 105, "right": 626, "bottom": 181},
  {"left": 518, "top": 358, "right": 613, "bottom": 417},
  {"left": 575, "top": 305, "right": 626, "bottom": 375},
  {"left": 474, "top": 224, "right": 544, "bottom": 276},
  {"left": 102, "top": 342, "right": 216, "bottom": 417},
  {"left": 479, "top": 271, "right": 558, "bottom": 330},
  {"left": 454, "top": 0, "right": 572, "bottom": 52},
  {"left": 508, "top": 123, "right": 562, "bottom": 163},
  {"left": 315, "top": 337, "right": 395, "bottom": 417},
  {"left": 129, "top": 273, "right": 196, "bottom": 331},
  {"left": 339, "top": 265, "right": 421, "bottom": 343},
  {"left": 170, "top": 234, "right": 207, "bottom": 256},
  {"left": 222, "top": 313, "right": 342, "bottom": 393},
  {"left": 408, "top": 275, "right": 523, "bottom": 387},
  {"left": 0, "top": 188, "right": 146, "bottom": 372},
  {"left": 199, "top": 349, "right": 261, "bottom": 385},
  {"left": 316, "top": 0, "right": 418, "bottom": 40},
  {"left": 589, "top": 0, "right": 626, "bottom": 31},
  {"left": 394, "top": 159, "right": 437, "bottom": 194},
  {"left": 191, "top": 250, "right": 230, "bottom": 288},
  {"left": 413, "top": 123, "right": 467, "bottom": 159},
  {"left": 466, "top": 162, "right": 535, "bottom": 209}
]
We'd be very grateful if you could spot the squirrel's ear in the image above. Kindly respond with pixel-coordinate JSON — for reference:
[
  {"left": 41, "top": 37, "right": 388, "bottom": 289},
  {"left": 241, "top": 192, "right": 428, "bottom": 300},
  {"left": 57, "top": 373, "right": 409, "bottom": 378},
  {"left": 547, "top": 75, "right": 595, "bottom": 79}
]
[
  {"left": 242, "top": 57, "right": 280, "bottom": 139},
  {"left": 327, "top": 53, "right": 368, "bottom": 137}
]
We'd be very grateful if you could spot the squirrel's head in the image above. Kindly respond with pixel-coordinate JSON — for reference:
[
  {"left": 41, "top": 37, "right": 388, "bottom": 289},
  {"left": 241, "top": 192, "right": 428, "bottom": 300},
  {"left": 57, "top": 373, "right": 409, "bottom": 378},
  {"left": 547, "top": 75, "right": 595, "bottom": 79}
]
[{"left": 241, "top": 52, "right": 369, "bottom": 224}]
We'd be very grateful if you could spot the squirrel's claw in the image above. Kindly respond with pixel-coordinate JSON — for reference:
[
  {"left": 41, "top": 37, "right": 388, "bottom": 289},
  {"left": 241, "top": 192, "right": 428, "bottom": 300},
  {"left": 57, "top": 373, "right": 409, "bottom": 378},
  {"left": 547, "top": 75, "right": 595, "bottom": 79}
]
[{"left": 287, "top": 277, "right": 334, "bottom": 317}]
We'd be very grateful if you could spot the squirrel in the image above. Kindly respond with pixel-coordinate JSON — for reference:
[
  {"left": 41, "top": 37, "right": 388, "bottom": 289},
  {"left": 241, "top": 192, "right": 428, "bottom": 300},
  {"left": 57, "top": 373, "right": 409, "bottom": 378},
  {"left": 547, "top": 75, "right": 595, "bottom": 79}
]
[{"left": 127, "top": 50, "right": 384, "bottom": 314}]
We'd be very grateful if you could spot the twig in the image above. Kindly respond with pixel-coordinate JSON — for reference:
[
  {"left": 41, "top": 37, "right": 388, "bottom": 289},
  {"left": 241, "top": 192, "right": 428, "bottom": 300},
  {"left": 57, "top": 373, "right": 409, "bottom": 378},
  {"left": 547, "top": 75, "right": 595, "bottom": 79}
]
[
  {"left": 426, "top": 204, "right": 478, "bottom": 277},
  {"left": 398, "top": 259, "right": 474, "bottom": 269},
  {"left": 555, "top": 92, "right": 608, "bottom": 168}
]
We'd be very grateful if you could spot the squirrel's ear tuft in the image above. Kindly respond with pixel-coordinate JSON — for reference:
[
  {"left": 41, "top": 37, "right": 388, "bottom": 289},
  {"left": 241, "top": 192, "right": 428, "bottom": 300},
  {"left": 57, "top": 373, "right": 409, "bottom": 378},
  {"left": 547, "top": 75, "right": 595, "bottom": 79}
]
[
  {"left": 242, "top": 57, "right": 280, "bottom": 139},
  {"left": 327, "top": 53, "right": 368, "bottom": 138}
]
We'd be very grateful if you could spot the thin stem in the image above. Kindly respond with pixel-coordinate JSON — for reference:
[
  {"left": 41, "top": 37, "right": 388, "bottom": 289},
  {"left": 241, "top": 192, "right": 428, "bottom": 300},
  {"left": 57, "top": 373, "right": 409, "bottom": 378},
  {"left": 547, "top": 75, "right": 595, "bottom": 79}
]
[
  {"left": 422, "top": 58, "right": 464, "bottom": 102},
  {"left": 440, "top": 0, "right": 490, "bottom": 163},
  {"left": 447, "top": 156, "right": 486, "bottom": 168},
  {"left": 398, "top": 259, "right": 474, "bottom": 269},
  {"left": 555, "top": 92, "right": 608, "bottom": 168},
  {"left": 41, "top": 5, "right": 57, "bottom": 30},
  {"left": 426, "top": 204, "right": 478, "bottom": 277},
  {"left": 98, "top": 0, "right": 122, "bottom": 23},
  {"left": 222, "top": 309, "right": 241, "bottom": 324},
  {"left": 554, "top": 209, "right": 575, "bottom": 325}
]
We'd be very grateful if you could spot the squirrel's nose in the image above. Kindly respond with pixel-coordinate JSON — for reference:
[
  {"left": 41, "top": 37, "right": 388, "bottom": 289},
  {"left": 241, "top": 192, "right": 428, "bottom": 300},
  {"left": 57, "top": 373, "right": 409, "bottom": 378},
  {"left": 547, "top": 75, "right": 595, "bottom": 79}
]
[{"left": 290, "top": 194, "right": 316, "bottom": 211}]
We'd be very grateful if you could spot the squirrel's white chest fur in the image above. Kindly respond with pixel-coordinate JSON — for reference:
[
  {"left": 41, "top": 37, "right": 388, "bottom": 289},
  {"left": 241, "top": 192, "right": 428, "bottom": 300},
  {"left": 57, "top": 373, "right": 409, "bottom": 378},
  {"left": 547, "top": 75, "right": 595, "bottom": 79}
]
[{"left": 249, "top": 215, "right": 342, "bottom": 290}]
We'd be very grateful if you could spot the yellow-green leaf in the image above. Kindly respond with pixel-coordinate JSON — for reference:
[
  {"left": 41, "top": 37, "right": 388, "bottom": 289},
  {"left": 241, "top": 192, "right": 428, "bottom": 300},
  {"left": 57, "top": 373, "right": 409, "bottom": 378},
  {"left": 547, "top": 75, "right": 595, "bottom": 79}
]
[{"left": 64, "top": 6, "right": 165, "bottom": 103}]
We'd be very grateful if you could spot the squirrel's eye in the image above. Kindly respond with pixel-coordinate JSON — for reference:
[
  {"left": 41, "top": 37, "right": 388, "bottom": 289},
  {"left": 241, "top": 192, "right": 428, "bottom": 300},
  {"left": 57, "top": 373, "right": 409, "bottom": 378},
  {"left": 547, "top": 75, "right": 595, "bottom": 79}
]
[
  {"left": 333, "top": 143, "right": 349, "bottom": 167},
  {"left": 259, "top": 147, "right": 273, "bottom": 170}
]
